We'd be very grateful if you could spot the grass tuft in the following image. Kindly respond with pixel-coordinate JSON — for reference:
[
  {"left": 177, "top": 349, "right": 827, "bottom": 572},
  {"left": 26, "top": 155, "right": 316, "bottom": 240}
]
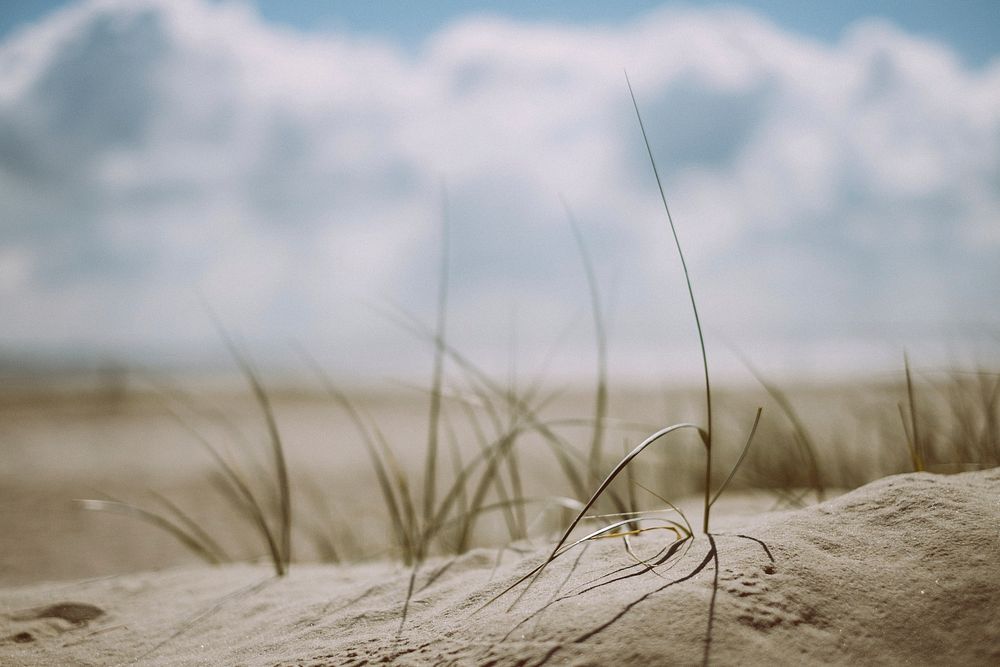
[{"left": 79, "top": 318, "right": 293, "bottom": 577}]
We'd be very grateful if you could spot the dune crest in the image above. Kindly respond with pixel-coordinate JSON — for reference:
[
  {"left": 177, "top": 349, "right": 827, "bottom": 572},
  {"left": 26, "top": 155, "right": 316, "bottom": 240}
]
[{"left": 2, "top": 468, "right": 998, "bottom": 666}]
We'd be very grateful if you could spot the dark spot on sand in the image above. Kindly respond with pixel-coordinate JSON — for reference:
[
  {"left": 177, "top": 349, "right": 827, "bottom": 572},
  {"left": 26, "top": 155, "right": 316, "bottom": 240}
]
[
  {"left": 762, "top": 564, "right": 776, "bottom": 575},
  {"left": 34, "top": 602, "right": 105, "bottom": 625},
  {"left": 11, "top": 632, "right": 34, "bottom": 643}
]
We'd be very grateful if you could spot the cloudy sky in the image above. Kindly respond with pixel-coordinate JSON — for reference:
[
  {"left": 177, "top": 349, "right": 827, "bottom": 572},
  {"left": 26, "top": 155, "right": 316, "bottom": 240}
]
[{"left": 1, "top": 0, "right": 998, "bottom": 385}]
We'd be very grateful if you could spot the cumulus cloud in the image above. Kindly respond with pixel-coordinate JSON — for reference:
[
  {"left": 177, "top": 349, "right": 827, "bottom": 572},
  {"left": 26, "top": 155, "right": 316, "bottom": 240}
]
[{"left": 1, "top": 0, "right": 997, "bottom": 381}]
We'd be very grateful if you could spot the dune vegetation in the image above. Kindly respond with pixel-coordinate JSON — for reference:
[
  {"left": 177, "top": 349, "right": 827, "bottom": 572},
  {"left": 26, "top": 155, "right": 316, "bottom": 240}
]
[{"left": 2, "top": 81, "right": 997, "bottom": 666}]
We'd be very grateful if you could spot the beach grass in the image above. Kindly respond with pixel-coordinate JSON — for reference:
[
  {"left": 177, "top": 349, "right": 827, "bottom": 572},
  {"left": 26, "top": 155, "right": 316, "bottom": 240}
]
[
  {"left": 66, "top": 78, "right": 999, "bottom": 591},
  {"left": 78, "top": 324, "right": 293, "bottom": 577}
]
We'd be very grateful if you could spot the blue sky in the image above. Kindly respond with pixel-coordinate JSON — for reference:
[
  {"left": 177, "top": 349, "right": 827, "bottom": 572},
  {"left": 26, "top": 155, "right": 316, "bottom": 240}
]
[
  {"left": 261, "top": 1, "right": 1000, "bottom": 64},
  {"left": 1, "top": 0, "right": 998, "bottom": 383},
  {"left": 4, "top": 1, "right": 998, "bottom": 66}
]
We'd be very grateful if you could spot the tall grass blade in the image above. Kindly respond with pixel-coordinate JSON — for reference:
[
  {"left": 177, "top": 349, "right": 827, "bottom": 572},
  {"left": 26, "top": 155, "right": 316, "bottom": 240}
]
[
  {"left": 371, "top": 425, "right": 419, "bottom": 558},
  {"left": 626, "top": 72, "right": 713, "bottom": 532},
  {"left": 897, "top": 402, "right": 919, "bottom": 471},
  {"left": 502, "top": 342, "right": 528, "bottom": 541},
  {"left": 454, "top": 433, "right": 516, "bottom": 553},
  {"left": 454, "top": 386, "right": 504, "bottom": 532},
  {"left": 149, "top": 491, "right": 231, "bottom": 563},
  {"left": 232, "top": 351, "right": 291, "bottom": 569},
  {"left": 623, "top": 440, "right": 639, "bottom": 520},
  {"left": 563, "top": 197, "right": 609, "bottom": 488},
  {"left": 445, "top": 410, "right": 470, "bottom": 547},
  {"left": 903, "top": 351, "right": 925, "bottom": 471},
  {"left": 423, "top": 183, "right": 450, "bottom": 529},
  {"left": 709, "top": 407, "right": 763, "bottom": 507},
  {"left": 76, "top": 499, "right": 223, "bottom": 565},
  {"left": 296, "top": 350, "right": 413, "bottom": 563},
  {"left": 740, "top": 357, "right": 825, "bottom": 500}
]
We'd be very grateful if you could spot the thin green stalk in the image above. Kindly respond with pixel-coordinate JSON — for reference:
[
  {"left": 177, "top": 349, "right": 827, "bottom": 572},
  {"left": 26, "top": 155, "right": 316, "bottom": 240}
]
[
  {"left": 444, "top": 412, "right": 470, "bottom": 548},
  {"left": 625, "top": 73, "right": 713, "bottom": 533},
  {"left": 455, "top": 432, "right": 517, "bottom": 552},
  {"left": 298, "top": 480, "right": 344, "bottom": 563},
  {"left": 622, "top": 438, "right": 640, "bottom": 534},
  {"left": 371, "top": 423, "right": 419, "bottom": 560},
  {"left": 903, "top": 351, "right": 925, "bottom": 471},
  {"left": 740, "top": 356, "right": 825, "bottom": 500},
  {"left": 76, "top": 499, "right": 223, "bottom": 565},
  {"left": 563, "top": 197, "right": 609, "bottom": 488},
  {"left": 503, "top": 327, "right": 528, "bottom": 540},
  {"left": 423, "top": 183, "right": 450, "bottom": 528},
  {"left": 297, "top": 351, "right": 413, "bottom": 563},
  {"left": 709, "top": 408, "right": 763, "bottom": 507},
  {"left": 150, "top": 491, "right": 232, "bottom": 563},
  {"left": 455, "top": 367, "right": 524, "bottom": 544},
  {"left": 231, "top": 346, "right": 291, "bottom": 568}
]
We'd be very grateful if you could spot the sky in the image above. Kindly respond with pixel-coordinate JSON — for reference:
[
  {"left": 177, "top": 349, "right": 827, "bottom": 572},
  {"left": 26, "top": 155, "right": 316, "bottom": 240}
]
[{"left": 1, "top": 0, "right": 998, "bottom": 386}]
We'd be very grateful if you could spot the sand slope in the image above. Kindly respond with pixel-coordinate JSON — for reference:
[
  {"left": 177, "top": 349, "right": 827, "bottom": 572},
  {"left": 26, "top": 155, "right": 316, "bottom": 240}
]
[{"left": 2, "top": 468, "right": 998, "bottom": 666}]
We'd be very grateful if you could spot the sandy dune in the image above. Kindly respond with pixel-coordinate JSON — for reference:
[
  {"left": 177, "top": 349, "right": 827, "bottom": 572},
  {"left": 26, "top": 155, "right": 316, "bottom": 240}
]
[{"left": 2, "top": 467, "right": 997, "bottom": 666}]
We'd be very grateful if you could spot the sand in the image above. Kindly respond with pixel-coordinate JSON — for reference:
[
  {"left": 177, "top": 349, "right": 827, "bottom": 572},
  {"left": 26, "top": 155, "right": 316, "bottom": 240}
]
[{"left": 1, "top": 467, "right": 997, "bottom": 666}]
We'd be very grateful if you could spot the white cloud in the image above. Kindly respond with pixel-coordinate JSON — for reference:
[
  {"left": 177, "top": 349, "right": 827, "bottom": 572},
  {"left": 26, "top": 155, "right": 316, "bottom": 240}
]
[{"left": 0, "top": 0, "right": 998, "bottom": 381}]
